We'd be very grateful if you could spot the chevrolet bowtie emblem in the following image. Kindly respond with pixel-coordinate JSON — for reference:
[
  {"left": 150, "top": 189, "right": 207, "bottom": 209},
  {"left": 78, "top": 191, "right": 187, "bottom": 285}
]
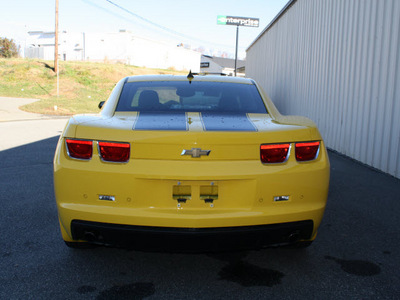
[{"left": 181, "top": 148, "right": 211, "bottom": 158}]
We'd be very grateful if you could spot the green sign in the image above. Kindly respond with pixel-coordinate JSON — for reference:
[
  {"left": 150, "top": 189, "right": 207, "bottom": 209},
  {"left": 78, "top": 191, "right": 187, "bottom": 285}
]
[
  {"left": 217, "top": 16, "right": 228, "bottom": 25},
  {"left": 217, "top": 15, "right": 259, "bottom": 27}
]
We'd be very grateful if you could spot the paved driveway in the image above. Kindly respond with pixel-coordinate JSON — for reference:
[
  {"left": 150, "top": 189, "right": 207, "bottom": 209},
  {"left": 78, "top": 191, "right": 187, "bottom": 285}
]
[
  {"left": 0, "top": 97, "right": 68, "bottom": 150},
  {"left": 0, "top": 97, "right": 399, "bottom": 299}
]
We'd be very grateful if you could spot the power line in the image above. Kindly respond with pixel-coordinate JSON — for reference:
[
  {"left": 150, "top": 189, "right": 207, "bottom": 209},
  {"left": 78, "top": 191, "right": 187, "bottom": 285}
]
[{"left": 103, "top": 0, "right": 233, "bottom": 49}]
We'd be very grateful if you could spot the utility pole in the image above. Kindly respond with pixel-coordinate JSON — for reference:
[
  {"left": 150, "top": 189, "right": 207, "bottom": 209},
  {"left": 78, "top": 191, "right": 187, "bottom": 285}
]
[
  {"left": 54, "top": 0, "right": 59, "bottom": 74},
  {"left": 234, "top": 25, "right": 239, "bottom": 77},
  {"left": 82, "top": 32, "right": 86, "bottom": 61}
]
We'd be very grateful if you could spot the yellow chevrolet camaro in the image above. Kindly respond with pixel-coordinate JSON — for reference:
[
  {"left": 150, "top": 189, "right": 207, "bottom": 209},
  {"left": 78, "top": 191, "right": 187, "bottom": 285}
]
[{"left": 54, "top": 74, "right": 330, "bottom": 251}]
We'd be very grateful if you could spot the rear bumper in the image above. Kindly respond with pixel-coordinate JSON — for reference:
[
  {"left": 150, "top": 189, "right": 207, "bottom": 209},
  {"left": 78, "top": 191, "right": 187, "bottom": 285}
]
[
  {"left": 54, "top": 140, "right": 330, "bottom": 250},
  {"left": 71, "top": 219, "right": 314, "bottom": 251}
]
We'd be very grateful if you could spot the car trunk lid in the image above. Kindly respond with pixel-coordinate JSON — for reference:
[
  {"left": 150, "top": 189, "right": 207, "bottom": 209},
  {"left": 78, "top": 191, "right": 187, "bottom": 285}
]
[{"left": 73, "top": 112, "right": 319, "bottom": 161}]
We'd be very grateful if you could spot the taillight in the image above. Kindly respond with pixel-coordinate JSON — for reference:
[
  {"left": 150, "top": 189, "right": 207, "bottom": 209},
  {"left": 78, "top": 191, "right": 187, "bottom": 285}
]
[
  {"left": 98, "top": 141, "right": 130, "bottom": 162},
  {"left": 66, "top": 139, "right": 93, "bottom": 160},
  {"left": 295, "top": 141, "right": 320, "bottom": 161},
  {"left": 260, "top": 143, "right": 290, "bottom": 163}
]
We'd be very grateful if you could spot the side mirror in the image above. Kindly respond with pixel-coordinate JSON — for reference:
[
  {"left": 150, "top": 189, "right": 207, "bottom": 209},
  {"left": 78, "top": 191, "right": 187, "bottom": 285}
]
[{"left": 98, "top": 101, "right": 105, "bottom": 109}]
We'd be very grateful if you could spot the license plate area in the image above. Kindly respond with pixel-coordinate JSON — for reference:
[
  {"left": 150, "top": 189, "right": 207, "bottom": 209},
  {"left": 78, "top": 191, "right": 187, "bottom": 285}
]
[
  {"left": 134, "top": 179, "right": 255, "bottom": 209},
  {"left": 173, "top": 181, "right": 219, "bottom": 208}
]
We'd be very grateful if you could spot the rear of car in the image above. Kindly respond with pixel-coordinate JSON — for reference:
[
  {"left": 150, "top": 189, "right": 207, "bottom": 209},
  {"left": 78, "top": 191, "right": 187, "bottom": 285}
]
[{"left": 54, "top": 75, "right": 330, "bottom": 251}]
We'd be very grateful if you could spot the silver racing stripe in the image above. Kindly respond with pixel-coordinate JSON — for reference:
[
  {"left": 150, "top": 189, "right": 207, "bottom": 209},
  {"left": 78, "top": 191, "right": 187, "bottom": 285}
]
[
  {"left": 132, "top": 112, "right": 259, "bottom": 131},
  {"left": 133, "top": 112, "right": 188, "bottom": 131},
  {"left": 201, "top": 113, "right": 258, "bottom": 131}
]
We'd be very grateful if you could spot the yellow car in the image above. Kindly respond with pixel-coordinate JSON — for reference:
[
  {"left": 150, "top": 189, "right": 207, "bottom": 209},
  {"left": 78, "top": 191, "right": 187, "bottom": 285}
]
[{"left": 54, "top": 74, "right": 330, "bottom": 251}]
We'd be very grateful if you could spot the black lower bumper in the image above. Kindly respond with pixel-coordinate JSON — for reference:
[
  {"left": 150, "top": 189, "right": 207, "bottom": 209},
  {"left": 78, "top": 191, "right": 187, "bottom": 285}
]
[
  {"left": 71, "top": 220, "right": 314, "bottom": 252},
  {"left": 71, "top": 220, "right": 314, "bottom": 251}
]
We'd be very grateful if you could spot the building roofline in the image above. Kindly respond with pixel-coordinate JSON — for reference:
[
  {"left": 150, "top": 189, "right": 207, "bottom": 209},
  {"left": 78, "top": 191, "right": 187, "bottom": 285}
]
[
  {"left": 246, "top": 0, "right": 297, "bottom": 52},
  {"left": 28, "top": 31, "right": 55, "bottom": 34},
  {"left": 201, "top": 55, "right": 246, "bottom": 69}
]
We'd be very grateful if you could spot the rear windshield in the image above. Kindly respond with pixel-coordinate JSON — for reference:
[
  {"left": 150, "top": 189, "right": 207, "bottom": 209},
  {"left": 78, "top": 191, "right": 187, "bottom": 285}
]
[{"left": 115, "top": 81, "right": 268, "bottom": 114}]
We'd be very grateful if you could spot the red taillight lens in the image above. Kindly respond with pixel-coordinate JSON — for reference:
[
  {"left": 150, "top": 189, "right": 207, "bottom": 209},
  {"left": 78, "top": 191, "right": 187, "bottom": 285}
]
[
  {"left": 66, "top": 139, "right": 93, "bottom": 160},
  {"left": 98, "top": 141, "right": 130, "bottom": 162},
  {"left": 260, "top": 143, "right": 290, "bottom": 163},
  {"left": 295, "top": 141, "right": 320, "bottom": 161}
]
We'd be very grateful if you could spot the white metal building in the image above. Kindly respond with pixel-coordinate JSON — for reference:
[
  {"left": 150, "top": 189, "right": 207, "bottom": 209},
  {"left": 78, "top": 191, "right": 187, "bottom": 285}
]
[
  {"left": 200, "top": 55, "right": 246, "bottom": 77},
  {"left": 246, "top": 0, "right": 400, "bottom": 178},
  {"left": 25, "top": 30, "right": 201, "bottom": 72}
]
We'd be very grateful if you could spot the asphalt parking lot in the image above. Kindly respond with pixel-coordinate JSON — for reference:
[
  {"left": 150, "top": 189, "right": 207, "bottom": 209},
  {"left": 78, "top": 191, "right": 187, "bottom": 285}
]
[{"left": 0, "top": 98, "right": 399, "bottom": 299}]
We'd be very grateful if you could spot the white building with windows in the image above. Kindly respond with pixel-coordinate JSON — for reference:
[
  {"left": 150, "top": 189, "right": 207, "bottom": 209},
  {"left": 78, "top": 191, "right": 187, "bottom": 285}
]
[
  {"left": 25, "top": 30, "right": 201, "bottom": 72},
  {"left": 200, "top": 55, "right": 245, "bottom": 77}
]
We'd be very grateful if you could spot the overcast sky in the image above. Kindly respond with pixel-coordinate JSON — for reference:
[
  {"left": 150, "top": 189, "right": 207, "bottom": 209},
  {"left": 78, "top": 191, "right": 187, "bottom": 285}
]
[{"left": 1, "top": 0, "right": 288, "bottom": 58}]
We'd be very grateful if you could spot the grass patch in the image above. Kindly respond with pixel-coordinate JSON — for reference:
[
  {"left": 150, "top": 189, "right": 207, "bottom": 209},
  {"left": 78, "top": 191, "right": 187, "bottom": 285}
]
[{"left": 0, "top": 58, "right": 186, "bottom": 115}]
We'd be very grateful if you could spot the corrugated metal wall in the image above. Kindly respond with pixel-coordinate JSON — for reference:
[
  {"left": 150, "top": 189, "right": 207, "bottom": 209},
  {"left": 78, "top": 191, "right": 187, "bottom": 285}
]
[{"left": 246, "top": 0, "right": 400, "bottom": 178}]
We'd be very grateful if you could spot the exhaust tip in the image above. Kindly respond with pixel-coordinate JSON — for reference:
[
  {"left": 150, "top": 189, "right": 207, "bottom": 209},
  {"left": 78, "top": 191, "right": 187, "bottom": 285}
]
[
  {"left": 83, "top": 231, "right": 97, "bottom": 242},
  {"left": 288, "top": 231, "right": 300, "bottom": 243}
]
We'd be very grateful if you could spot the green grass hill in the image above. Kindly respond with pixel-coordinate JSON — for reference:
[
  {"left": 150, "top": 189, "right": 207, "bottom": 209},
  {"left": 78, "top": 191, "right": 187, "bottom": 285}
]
[{"left": 0, "top": 58, "right": 185, "bottom": 115}]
